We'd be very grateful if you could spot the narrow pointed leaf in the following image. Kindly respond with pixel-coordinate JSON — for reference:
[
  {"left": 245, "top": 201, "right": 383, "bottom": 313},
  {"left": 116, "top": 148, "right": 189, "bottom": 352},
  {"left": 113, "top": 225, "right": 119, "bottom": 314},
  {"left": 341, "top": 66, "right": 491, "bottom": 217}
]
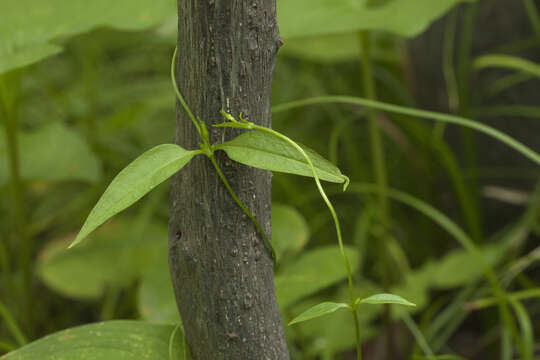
[
  {"left": 70, "top": 145, "right": 198, "bottom": 247},
  {"left": 359, "top": 293, "right": 416, "bottom": 307},
  {"left": 216, "top": 130, "right": 348, "bottom": 184},
  {"left": 289, "top": 302, "right": 350, "bottom": 326}
]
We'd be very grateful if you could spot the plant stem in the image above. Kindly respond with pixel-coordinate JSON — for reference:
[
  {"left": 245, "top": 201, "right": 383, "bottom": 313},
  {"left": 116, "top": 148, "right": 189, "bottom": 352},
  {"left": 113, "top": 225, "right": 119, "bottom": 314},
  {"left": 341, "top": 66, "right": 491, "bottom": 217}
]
[
  {"left": 249, "top": 124, "right": 362, "bottom": 360},
  {"left": 359, "top": 32, "right": 389, "bottom": 223},
  {"left": 436, "top": 7, "right": 459, "bottom": 139},
  {"left": 208, "top": 154, "right": 277, "bottom": 266},
  {"left": 457, "top": 2, "right": 483, "bottom": 243},
  {"left": 523, "top": 0, "right": 540, "bottom": 41},
  {"left": 359, "top": 30, "right": 394, "bottom": 359},
  {"left": 0, "top": 73, "right": 33, "bottom": 336},
  {"left": 401, "top": 313, "right": 436, "bottom": 360},
  {"left": 0, "top": 301, "right": 27, "bottom": 347}
]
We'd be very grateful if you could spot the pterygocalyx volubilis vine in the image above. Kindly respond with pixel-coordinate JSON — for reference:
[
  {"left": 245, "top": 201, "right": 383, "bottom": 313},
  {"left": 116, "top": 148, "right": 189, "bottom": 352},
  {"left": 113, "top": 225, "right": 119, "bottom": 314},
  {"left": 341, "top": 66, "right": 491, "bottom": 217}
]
[{"left": 68, "top": 47, "right": 416, "bottom": 359}]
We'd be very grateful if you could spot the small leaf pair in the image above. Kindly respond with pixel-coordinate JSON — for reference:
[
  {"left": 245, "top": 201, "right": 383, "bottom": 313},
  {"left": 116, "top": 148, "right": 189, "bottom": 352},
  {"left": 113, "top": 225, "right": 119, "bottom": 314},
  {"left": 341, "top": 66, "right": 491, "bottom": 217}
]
[{"left": 289, "top": 293, "right": 416, "bottom": 326}]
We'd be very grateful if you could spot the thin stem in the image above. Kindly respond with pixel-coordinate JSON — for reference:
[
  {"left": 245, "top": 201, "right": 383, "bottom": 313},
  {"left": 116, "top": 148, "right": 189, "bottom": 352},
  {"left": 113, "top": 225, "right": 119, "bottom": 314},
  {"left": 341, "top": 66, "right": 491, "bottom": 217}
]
[
  {"left": 359, "top": 30, "right": 393, "bottom": 359},
  {"left": 248, "top": 123, "right": 362, "bottom": 360},
  {"left": 468, "top": 288, "right": 540, "bottom": 310},
  {"left": 457, "top": 2, "right": 483, "bottom": 243},
  {"left": 171, "top": 47, "right": 201, "bottom": 135},
  {"left": 401, "top": 313, "right": 436, "bottom": 360},
  {"left": 0, "top": 301, "right": 27, "bottom": 347},
  {"left": 0, "top": 73, "right": 32, "bottom": 335},
  {"left": 522, "top": 0, "right": 540, "bottom": 41},
  {"left": 168, "top": 323, "right": 182, "bottom": 360},
  {"left": 359, "top": 31, "right": 388, "bottom": 223},
  {"left": 435, "top": 7, "right": 459, "bottom": 139},
  {"left": 208, "top": 154, "right": 277, "bottom": 267}
]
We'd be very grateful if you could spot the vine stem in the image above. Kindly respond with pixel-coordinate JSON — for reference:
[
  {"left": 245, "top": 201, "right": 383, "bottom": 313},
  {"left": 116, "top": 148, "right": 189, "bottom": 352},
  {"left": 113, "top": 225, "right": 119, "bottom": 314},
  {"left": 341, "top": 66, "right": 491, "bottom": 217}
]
[
  {"left": 208, "top": 154, "right": 277, "bottom": 266},
  {"left": 243, "top": 122, "right": 362, "bottom": 360},
  {"left": 171, "top": 47, "right": 201, "bottom": 135},
  {"left": 171, "top": 46, "right": 277, "bottom": 266}
]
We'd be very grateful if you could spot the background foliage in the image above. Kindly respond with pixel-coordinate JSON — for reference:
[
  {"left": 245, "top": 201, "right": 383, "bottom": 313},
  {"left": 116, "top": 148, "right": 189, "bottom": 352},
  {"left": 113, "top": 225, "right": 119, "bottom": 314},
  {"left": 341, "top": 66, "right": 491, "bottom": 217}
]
[{"left": 1, "top": 0, "right": 539, "bottom": 359}]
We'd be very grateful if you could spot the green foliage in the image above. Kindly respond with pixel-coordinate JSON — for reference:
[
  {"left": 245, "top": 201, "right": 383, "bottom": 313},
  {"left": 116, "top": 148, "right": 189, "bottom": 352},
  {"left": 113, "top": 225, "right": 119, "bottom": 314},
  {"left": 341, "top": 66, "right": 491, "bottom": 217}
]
[
  {"left": 0, "top": 0, "right": 174, "bottom": 73},
  {"left": 38, "top": 220, "right": 167, "bottom": 299},
  {"left": 358, "top": 293, "right": 416, "bottom": 306},
  {"left": 138, "top": 261, "right": 180, "bottom": 324},
  {"left": 271, "top": 204, "right": 309, "bottom": 259},
  {"left": 275, "top": 246, "right": 359, "bottom": 308},
  {"left": 216, "top": 130, "right": 349, "bottom": 184},
  {"left": 70, "top": 145, "right": 199, "bottom": 247},
  {"left": 280, "top": 32, "right": 399, "bottom": 64},
  {"left": 3, "top": 1, "right": 540, "bottom": 359},
  {"left": 474, "top": 54, "right": 540, "bottom": 79},
  {"left": 272, "top": 96, "right": 540, "bottom": 166},
  {"left": 277, "top": 0, "right": 474, "bottom": 39},
  {"left": 2, "top": 321, "right": 184, "bottom": 360},
  {"left": 0, "top": 122, "right": 101, "bottom": 185},
  {"left": 288, "top": 301, "right": 350, "bottom": 325}
]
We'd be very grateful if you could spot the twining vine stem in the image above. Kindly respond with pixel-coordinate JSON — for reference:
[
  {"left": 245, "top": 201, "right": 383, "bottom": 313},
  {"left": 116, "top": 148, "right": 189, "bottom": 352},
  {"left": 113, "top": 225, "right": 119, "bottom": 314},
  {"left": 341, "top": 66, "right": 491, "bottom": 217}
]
[
  {"left": 171, "top": 47, "right": 276, "bottom": 266},
  {"left": 215, "top": 112, "right": 363, "bottom": 360}
]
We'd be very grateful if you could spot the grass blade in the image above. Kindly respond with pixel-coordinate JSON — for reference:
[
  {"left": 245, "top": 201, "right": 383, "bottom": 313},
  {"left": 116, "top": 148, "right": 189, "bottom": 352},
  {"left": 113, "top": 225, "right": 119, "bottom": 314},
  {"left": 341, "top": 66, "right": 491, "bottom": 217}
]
[{"left": 272, "top": 96, "right": 540, "bottom": 165}]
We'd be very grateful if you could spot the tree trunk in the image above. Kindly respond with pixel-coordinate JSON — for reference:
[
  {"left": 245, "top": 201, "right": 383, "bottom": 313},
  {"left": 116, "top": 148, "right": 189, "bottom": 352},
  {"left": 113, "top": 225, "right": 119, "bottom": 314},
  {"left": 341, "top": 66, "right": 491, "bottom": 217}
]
[{"left": 168, "top": 1, "right": 289, "bottom": 359}]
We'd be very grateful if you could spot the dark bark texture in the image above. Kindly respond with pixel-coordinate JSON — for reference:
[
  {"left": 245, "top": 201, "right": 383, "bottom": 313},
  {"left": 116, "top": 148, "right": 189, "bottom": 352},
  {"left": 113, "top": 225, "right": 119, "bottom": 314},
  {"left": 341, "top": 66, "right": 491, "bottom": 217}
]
[{"left": 168, "top": 1, "right": 289, "bottom": 359}]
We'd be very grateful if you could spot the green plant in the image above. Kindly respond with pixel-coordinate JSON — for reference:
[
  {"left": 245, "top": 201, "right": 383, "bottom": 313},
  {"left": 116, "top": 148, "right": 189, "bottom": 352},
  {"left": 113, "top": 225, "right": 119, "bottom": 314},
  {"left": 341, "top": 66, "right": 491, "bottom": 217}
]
[{"left": 3, "top": 1, "right": 540, "bottom": 359}]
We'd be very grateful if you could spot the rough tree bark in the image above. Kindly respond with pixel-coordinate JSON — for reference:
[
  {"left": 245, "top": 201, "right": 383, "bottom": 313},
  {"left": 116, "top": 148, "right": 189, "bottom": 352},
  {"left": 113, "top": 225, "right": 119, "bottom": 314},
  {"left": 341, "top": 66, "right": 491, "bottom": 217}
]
[{"left": 168, "top": 1, "right": 289, "bottom": 359}]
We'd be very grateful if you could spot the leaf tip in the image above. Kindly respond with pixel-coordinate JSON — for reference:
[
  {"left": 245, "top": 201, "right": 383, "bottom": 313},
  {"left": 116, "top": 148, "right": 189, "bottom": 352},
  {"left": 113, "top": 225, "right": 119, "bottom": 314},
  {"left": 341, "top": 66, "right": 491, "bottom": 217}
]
[{"left": 342, "top": 175, "right": 350, "bottom": 191}]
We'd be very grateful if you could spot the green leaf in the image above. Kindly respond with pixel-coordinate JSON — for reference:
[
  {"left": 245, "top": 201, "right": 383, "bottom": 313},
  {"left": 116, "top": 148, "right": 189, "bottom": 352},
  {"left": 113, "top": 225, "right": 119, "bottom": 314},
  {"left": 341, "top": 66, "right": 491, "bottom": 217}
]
[
  {"left": 1, "top": 0, "right": 175, "bottom": 73},
  {"left": 508, "top": 298, "right": 534, "bottom": 360},
  {"left": 275, "top": 246, "right": 359, "bottom": 308},
  {"left": 38, "top": 220, "right": 167, "bottom": 299},
  {"left": 216, "top": 130, "right": 348, "bottom": 184},
  {"left": 277, "top": 0, "right": 472, "bottom": 39},
  {"left": 70, "top": 144, "right": 199, "bottom": 247},
  {"left": 272, "top": 204, "right": 309, "bottom": 260},
  {"left": 0, "top": 44, "right": 62, "bottom": 75},
  {"left": 288, "top": 283, "right": 380, "bottom": 357},
  {"left": 138, "top": 260, "right": 180, "bottom": 324},
  {"left": 288, "top": 302, "right": 350, "bottom": 325},
  {"left": 280, "top": 32, "right": 398, "bottom": 64},
  {"left": 0, "top": 122, "right": 101, "bottom": 185},
  {"left": 359, "top": 293, "right": 416, "bottom": 307},
  {"left": 2, "top": 321, "right": 183, "bottom": 360}
]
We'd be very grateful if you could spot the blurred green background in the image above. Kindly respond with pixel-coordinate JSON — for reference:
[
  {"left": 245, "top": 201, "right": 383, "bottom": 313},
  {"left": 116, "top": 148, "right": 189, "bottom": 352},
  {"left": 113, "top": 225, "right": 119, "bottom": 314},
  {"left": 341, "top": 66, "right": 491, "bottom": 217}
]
[{"left": 1, "top": 0, "right": 540, "bottom": 359}]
